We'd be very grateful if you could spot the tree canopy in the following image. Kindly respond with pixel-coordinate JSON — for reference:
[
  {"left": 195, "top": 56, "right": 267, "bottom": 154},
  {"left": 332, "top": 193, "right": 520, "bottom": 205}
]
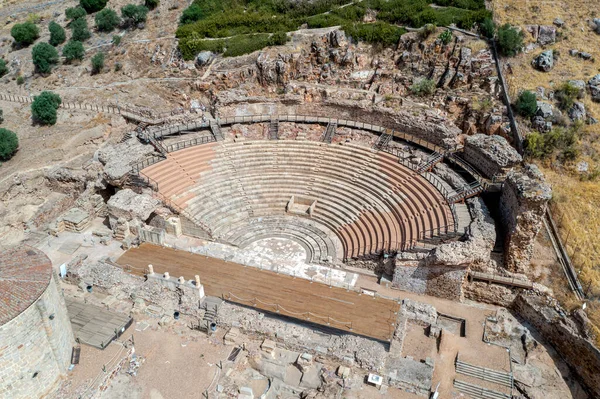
[
  {"left": 32, "top": 42, "right": 59, "bottom": 74},
  {"left": 31, "top": 91, "right": 62, "bottom": 125}
]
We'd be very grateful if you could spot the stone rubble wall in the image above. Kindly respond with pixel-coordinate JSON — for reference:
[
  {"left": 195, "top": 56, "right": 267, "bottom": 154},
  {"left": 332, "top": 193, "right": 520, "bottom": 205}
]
[
  {"left": 513, "top": 294, "right": 600, "bottom": 397},
  {"left": 462, "top": 134, "right": 522, "bottom": 178},
  {"left": 392, "top": 263, "right": 467, "bottom": 301},
  {"left": 500, "top": 164, "right": 552, "bottom": 274}
]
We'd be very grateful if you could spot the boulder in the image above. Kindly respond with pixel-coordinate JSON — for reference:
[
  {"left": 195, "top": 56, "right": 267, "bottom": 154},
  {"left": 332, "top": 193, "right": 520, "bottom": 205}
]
[
  {"left": 567, "top": 79, "right": 586, "bottom": 96},
  {"left": 553, "top": 18, "right": 564, "bottom": 27},
  {"left": 579, "top": 52, "right": 593, "bottom": 60},
  {"left": 537, "top": 25, "right": 556, "bottom": 45},
  {"left": 329, "top": 30, "right": 348, "bottom": 48},
  {"left": 107, "top": 189, "right": 160, "bottom": 223},
  {"left": 536, "top": 101, "right": 553, "bottom": 118},
  {"left": 532, "top": 50, "right": 554, "bottom": 72},
  {"left": 593, "top": 18, "right": 600, "bottom": 34},
  {"left": 588, "top": 74, "right": 600, "bottom": 101},
  {"left": 568, "top": 102, "right": 586, "bottom": 121},
  {"left": 532, "top": 116, "right": 552, "bottom": 133},
  {"left": 195, "top": 51, "right": 214, "bottom": 67}
]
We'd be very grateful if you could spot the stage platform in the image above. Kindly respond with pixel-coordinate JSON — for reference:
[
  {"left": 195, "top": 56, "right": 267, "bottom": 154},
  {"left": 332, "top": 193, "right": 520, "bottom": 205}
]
[{"left": 117, "top": 244, "right": 399, "bottom": 342}]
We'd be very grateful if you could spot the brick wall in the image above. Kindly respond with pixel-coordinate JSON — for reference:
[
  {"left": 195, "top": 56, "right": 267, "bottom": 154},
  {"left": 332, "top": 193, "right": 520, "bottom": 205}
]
[{"left": 0, "top": 274, "right": 75, "bottom": 399}]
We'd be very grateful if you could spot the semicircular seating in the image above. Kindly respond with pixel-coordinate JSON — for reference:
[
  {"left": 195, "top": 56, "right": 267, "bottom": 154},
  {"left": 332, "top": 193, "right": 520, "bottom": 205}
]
[{"left": 141, "top": 139, "right": 455, "bottom": 261}]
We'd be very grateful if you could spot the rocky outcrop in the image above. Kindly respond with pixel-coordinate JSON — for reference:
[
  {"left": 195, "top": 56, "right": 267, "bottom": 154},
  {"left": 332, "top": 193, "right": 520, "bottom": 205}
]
[
  {"left": 106, "top": 188, "right": 160, "bottom": 224},
  {"left": 513, "top": 294, "right": 600, "bottom": 397},
  {"left": 500, "top": 164, "right": 552, "bottom": 274},
  {"left": 463, "top": 134, "right": 522, "bottom": 178},
  {"left": 532, "top": 50, "right": 554, "bottom": 72},
  {"left": 568, "top": 101, "right": 586, "bottom": 121},
  {"left": 97, "top": 137, "right": 156, "bottom": 185},
  {"left": 588, "top": 74, "right": 600, "bottom": 102},
  {"left": 537, "top": 26, "right": 556, "bottom": 45}
]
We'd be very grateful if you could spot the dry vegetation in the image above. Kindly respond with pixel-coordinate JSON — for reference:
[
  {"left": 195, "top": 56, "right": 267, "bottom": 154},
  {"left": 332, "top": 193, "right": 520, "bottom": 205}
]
[{"left": 493, "top": 0, "right": 600, "bottom": 331}]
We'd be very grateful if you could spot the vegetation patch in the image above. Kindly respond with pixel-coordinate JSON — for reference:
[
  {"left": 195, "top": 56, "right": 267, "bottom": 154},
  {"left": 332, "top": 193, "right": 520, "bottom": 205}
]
[
  {"left": 31, "top": 91, "right": 62, "bottom": 126},
  {"left": 176, "top": 0, "right": 488, "bottom": 59},
  {"left": 0, "top": 128, "right": 18, "bottom": 161}
]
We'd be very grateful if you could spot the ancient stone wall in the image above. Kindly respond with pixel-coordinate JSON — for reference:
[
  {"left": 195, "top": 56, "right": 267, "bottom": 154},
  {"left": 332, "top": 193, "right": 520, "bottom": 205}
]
[
  {"left": 462, "top": 134, "right": 522, "bottom": 178},
  {"left": 0, "top": 273, "right": 75, "bottom": 399},
  {"left": 500, "top": 164, "right": 551, "bottom": 273},
  {"left": 392, "top": 263, "right": 467, "bottom": 301},
  {"left": 513, "top": 294, "right": 600, "bottom": 397}
]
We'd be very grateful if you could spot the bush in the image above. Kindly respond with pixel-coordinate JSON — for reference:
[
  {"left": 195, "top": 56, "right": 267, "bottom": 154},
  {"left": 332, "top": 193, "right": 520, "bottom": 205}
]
[
  {"left": 421, "top": 23, "right": 436, "bottom": 38},
  {"left": 112, "top": 35, "right": 122, "bottom": 45},
  {"left": 121, "top": 4, "right": 149, "bottom": 27},
  {"left": 525, "top": 125, "right": 580, "bottom": 161},
  {"left": 16, "top": 76, "right": 24, "bottom": 85},
  {"left": 31, "top": 91, "right": 61, "bottom": 125},
  {"left": 32, "top": 42, "right": 59, "bottom": 74},
  {"left": 91, "top": 52, "right": 104, "bottom": 74},
  {"left": 0, "top": 128, "right": 18, "bottom": 161},
  {"left": 95, "top": 8, "right": 120, "bottom": 32},
  {"left": 66, "top": 6, "right": 87, "bottom": 20},
  {"left": 63, "top": 40, "right": 85, "bottom": 62},
  {"left": 410, "top": 78, "right": 436, "bottom": 96},
  {"left": 0, "top": 58, "right": 7, "bottom": 78},
  {"left": 555, "top": 82, "right": 581, "bottom": 110},
  {"left": 438, "top": 29, "right": 452, "bottom": 45},
  {"left": 497, "top": 23, "right": 523, "bottom": 56},
  {"left": 0, "top": 108, "right": 3, "bottom": 124},
  {"left": 80, "top": 0, "right": 108, "bottom": 14},
  {"left": 180, "top": 3, "right": 203, "bottom": 24},
  {"left": 11, "top": 22, "right": 40, "bottom": 47},
  {"left": 515, "top": 90, "right": 537, "bottom": 118},
  {"left": 114, "top": 62, "right": 122, "bottom": 71},
  {"left": 71, "top": 17, "right": 91, "bottom": 41},
  {"left": 479, "top": 17, "right": 495, "bottom": 38},
  {"left": 145, "top": 0, "right": 159, "bottom": 10},
  {"left": 48, "top": 21, "right": 66, "bottom": 46},
  {"left": 268, "top": 31, "right": 288, "bottom": 46},
  {"left": 342, "top": 22, "right": 405, "bottom": 46}
]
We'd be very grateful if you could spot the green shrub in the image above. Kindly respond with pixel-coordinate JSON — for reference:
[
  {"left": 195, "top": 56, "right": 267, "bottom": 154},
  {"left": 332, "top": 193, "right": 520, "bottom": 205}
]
[
  {"left": 525, "top": 125, "right": 581, "bottom": 161},
  {"left": 66, "top": 6, "right": 87, "bottom": 20},
  {"left": 114, "top": 62, "right": 122, "bottom": 71},
  {"left": 0, "top": 59, "right": 7, "bottom": 78},
  {"left": 145, "top": 0, "right": 159, "bottom": 10},
  {"left": 515, "top": 90, "right": 537, "bottom": 118},
  {"left": 0, "top": 109, "right": 3, "bottom": 124},
  {"left": 180, "top": 3, "right": 203, "bottom": 24},
  {"left": 31, "top": 91, "right": 61, "bottom": 125},
  {"left": 497, "top": 23, "right": 523, "bottom": 56},
  {"left": 91, "top": 52, "right": 104, "bottom": 74},
  {"left": 421, "top": 23, "right": 436, "bottom": 38},
  {"left": 80, "top": 0, "right": 108, "bottom": 14},
  {"left": 71, "top": 17, "right": 91, "bottom": 41},
  {"left": 555, "top": 82, "right": 581, "bottom": 111},
  {"left": 95, "top": 8, "right": 120, "bottom": 32},
  {"left": 121, "top": 4, "right": 149, "bottom": 27},
  {"left": 32, "top": 42, "right": 59, "bottom": 74},
  {"left": 438, "top": 29, "right": 452, "bottom": 45},
  {"left": 11, "top": 22, "right": 39, "bottom": 47},
  {"left": 63, "top": 40, "right": 85, "bottom": 62},
  {"left": 48, "top": 21, "right": 66, "bottom": 46},
  {"left": 410, "top": 78, "right": 436, "bottom": 96},
  {"left": 342, "top": 22, "right": 405, "bottom": 46},
  {"left": 479, "top": 17, "right": 495, "bottom": 38},
  {"left": 0, "top": 128, "right": 18, "bottom": 161},
  {"left": 112, "top": 35, "right": 122, "bottom": 45},
  {"left": 268, "top": 31, "right": 288, "bottom": 46},
  {"left": 16, "top": 76, "right": 24, "bottom": 85}
]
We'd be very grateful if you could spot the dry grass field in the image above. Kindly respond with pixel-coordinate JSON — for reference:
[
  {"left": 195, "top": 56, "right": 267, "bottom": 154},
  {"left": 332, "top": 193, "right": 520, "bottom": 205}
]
[{"left": 492, "top": 0, "right": 600, "bottom": 335}]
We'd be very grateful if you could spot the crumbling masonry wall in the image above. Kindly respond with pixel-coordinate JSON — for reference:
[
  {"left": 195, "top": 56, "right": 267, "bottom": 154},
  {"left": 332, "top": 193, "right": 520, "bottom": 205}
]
[
  {"left": 500, "top": 164, "right": 551, "bottom": 273},
  {"left": 392, "top": 263, "right": 467, "bottom": 301},
  {"left": 513, "top": 294, "right": 600, "bottom": 397},
  {"left": 463, "top": 134, "right": 522, "bottom": 178}
]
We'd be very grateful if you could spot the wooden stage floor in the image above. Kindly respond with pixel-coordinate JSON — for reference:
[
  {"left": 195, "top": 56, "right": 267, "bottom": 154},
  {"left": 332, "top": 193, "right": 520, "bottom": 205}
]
[{"left": 117, "top": 244, "right": 399, "bottom": 342}]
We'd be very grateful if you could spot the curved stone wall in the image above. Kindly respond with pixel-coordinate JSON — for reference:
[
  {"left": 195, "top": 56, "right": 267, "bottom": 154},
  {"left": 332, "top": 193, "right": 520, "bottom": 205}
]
[{"left": 0, "top": 273, "right": 75, "bottom": 399}]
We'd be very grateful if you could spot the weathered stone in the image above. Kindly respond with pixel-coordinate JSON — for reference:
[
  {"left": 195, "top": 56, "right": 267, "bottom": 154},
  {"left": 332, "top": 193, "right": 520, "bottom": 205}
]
[
  {"left": 107, "top": 188, "right": 160, "bottom": 223},
  {"left": 578, "top": 51, "right": 592, "bottom": 60},
  {"left": 329, "top": 30, "right": 347, "bottom": 48},
  {"left": 567, "top": 79, "right": 586, "bottom": 96},
  {"left": 568, "top": 102, "right": 586, "bottom": 121},
  {"left": 532, "top": 116, "right": 552, "bottom": 133},
  {"left": 195, "top": 51, "right": 214, "bottom": 67},
  {"left": 500, "top": 164, "right": 552, "bottom": 273},
  {"left": 532, "top": 50, "right": 554, "bottom": 72},
  {"left": 463, "top": 134, "right": 522, "bottom": 178},
  {"left": 537, "top": 26, "right": 556, "bottom": 45},
  {"left": 588, "top": 74, "right": 600, "bottom": 101},
  {"left": 535, "top": 101, "right": 553, "bottom": 119},
  {"left": 553, "top": 18, "right": 564, "bottom": 27}
]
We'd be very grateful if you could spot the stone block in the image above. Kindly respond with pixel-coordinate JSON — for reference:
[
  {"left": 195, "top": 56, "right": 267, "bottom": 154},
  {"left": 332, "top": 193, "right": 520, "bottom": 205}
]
[
  {"left": 261, "top": 339, "right": 276, "bottom": 355},
  {"left": 337, "top": 365, "right": 351, "bottom": 378}
]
